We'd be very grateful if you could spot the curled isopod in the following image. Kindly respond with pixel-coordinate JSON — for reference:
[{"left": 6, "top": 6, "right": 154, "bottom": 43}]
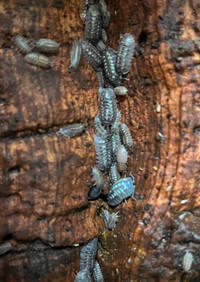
[
  {"left": 0, "top": 242, "right": 12, "bottom": 256},
  {"left": 84, "top": 4, "right": 102, "bottom": 44},
  {"left": 93, "top": 260, "right": 104, "bottom": 282},
  {"left": 183, "top": 251, "right": 193, "bottom": 272},
  {"left": 57, "top": 123, "right": 85, "bottom": 137},
  {"left": 119, "top": 123, "right": 133, "bottom": 149},
  {"left": 36, "top": 38, "right": 59, "bottom": 53},
  {"left": 116, "top": 33, "right": 135, "bottom": 75},
  {"left": 74, "top": 268, "right": 91, "bottom": 282},
  {"left": 14, "top": 34, "right": 33, "bottom": 54},
  {"left": 108, "top": 175, "right": 135, "bottom": 206},
  {"left": 70, "top": 39, "right": 83, "bottom": 69},
  {"left": 25, "top": 52, "right": 52, "bottom": 68},
  {"left": 80, "top": 39, "right": 102, "bottom": 71},
  {"left": 103, "top": 209, "right": 119, "bottom": 230},
  {"left": 109, "top": 163, "right": 120, "bottom": 184},
  {"left": 114, "top": 86, "right": 128, "bottom": 96},
  {"left": 117, "top": 144, "right": 128, "bottom": 172},
  {"left": 80, "top": 238, "right": 98, "bottom": 272},
  {"left": 94, "top": 133, "right": 112, "bottom": 171},
  {"left": 102, "top": 47, "right": 121, "bottom": 87}
]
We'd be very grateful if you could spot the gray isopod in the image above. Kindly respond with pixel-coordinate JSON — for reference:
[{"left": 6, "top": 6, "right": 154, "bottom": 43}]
[
  {"left": 74, "top": 268, "right": 91, "bottom": 282},
  {"left": 99, "top": 0, "right": 110, "bottom": 28},
  {"left": 110, "top": 111, "right": 121, "bottom": 133},
  {"left": 116, "top": 33, "right": 135, "bottom": 75},
  {"left": 25, "top": 52, "right": 52, "bottom": 68},
  {"left": 70, "top": 39, "right": 83, "bottom": 69},
  {"left": 0, "top": 242, "right": 12, "bottom": 256},
  {"left": 80, "top": 39, "right": 102, "bottom": 72},
  {"left": 94, "top": 133, "right": 112, "bottom": 171},
  {"left": 14, "top": 34, "right": 33, "bottom": 54},
  {"left": 57, "top": 123, "right": 85, "bottom": 137},
  {"left": 80, "top": 238, "right": 98, "bottom": 273},
  {"left": 93, "top": 260, "right": 104, "bottom": 282},
  {"left": 84, "top": 4, "right": 102, "bottom": 44},
  {"left": 36, "top": 38, "right": 59, "bottom": 53},
  {"left": 119, "top": 123, "right": 133, "bottom": 149},
  {"left": 109, "top": 162, "right": 120, "bottom": 184},
  {"left": 103, "top": 209, "right": 119, "bottom": 230}
]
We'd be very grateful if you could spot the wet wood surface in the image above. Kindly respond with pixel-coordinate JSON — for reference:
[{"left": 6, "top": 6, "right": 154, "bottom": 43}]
[{"left": 0, "top": 0, "right": 200, "bottom": 281}]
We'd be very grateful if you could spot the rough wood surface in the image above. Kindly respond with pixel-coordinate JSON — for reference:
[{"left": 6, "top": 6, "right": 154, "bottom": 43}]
[{"left": 0, "top": 0, "right": 200, "bottom": 281}]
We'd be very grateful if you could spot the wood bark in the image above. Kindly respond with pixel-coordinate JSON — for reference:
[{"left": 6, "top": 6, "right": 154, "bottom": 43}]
[{"left": 0, "top": 0, "right": 200, "bottom": 281}]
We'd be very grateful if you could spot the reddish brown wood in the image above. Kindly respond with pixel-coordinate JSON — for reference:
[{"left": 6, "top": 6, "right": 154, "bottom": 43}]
[{"left": 0, "top": 0, "right": 200, "bottom": 281}]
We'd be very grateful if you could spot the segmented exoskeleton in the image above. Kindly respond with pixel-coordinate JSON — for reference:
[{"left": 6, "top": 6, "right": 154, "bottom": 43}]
[
  {"left": 108, "top": 175, "right": 135, "bottom": 206},
  {"left": 111, "top": 131, "right": 121, "bottom": 157},
  {"left": 109, "top": 162, "right": 120, "bottom": 184},
  {"left": 84, "top": 4, "right": 102, "bottom": 44},
  {"left": 70, "top": 39, "right": 83, "bottom": 69},
  {"left": 80, "top": 238, "right": 98, "bottom": 272},
  {"left": 102, "top": 47, "right": 121, "bottom": 87},
  {"left": 110, "top": 111, "right": 121, "bottom": 133},
  {"left": 94, "top": 114, "right": 108, "bottom": 136},
  {"left": 103, "top": 209, "right": 119, "bottom": 230},
  {"left": 119, "top": 123, "right": 133, "bottom": 149},
  {"left": 99, "top": 88, "right": 118, "bottom": 126},
  {"left": 0, "top": 242, "right": 12, "bottom": 256},
  {"left": 25, "top": 52, "right": 52, "bottom": 68},
  {"left": 14, "top": 34, "right": 33, "bottom": 54},
  {"left": 96, "top": 72, "right": 105, "bottom": 88},
  {"left": 116, "top": 33, "right": 135, "bottom": 75},
  {"left": 57, "top": 123, "right": 85, "bottom": 137},
  {"left": 93, "top": 260, "right": 104, "bottom": 282},
  {"left": 80, "top": 39, "right": 102, "bottom": 71},
  {"left": 35, "top": 39, "right": 59, "bottom": 53},
  {"left": 94, "top": 133, "right": 112, "bottom": 171},
  {"left": 75, "top": 268, "right": 91, "bottom": 282}
]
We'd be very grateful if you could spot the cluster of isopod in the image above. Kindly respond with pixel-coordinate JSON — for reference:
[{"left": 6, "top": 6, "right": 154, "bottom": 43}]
[
  {"left": 74, "top": 238, "right": 104, "bottom": 282},
  {"left": 73, "top": 1, "right": 136, "bottom": 281},
  {"left": 14, "top": 34, "right": 59, "bottom": 68}
]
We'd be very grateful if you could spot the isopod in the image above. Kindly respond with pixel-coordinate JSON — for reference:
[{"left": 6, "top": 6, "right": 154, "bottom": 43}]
[
  {"left": 94, "top": 133, "right": 112, "bottom": 171},
  {"left": 93, "top": 260, "right": 104, "bottom": 282},
  {"left": 25, "top": 52, "right": 52, "bottom": 68},
  {"left": 99, "top": 0, "right": 110, "bottom": 28},
  {"left": 183, "top": 251, "right": 193, "bottom": 272},
  {"left": 88, "top": 185, "right": 102, "bottom": 199},
  {"left": 14, "top": 34, "right": 33, "bottom": 54},
  {"left": 108, "top": 175, "right": 135, "bottom": 206},
  {"left": 109, "top": 163, "right": 120, "bottom": 184},
  {"left": 116, "top": 33, "right": 135, "bottom": 75},
  {"left": 80, "top": 39, "right": 102, "bottom": 71},
  {"left": 75, "top": 268, "right": 91, "bottom": 282},
  {"left": 84, "top": 4, "right": 102, "bottom": 44},
  {"left": 110, "top": 111, "right": 121, "bottom": 133},
  {"left": 103, "top": 209, "right": 119, "bottom": 230},
  {"left": 114, "top": 86, "right": 128, "bottom": 96},
  {"left": 94, "top": 114, "right": 108, "bottom": 137},
  {"left": 82, "top": 0, "right": 96, "bottom": 22},
  {"left": 70, "top": 39, "right": 83, "bottom": 69},
  {"left": 88, "top": 166, "right": 104, "bottom": 199},
  {"left": 36, "top": 38, "right": 59, "bottom": 53},
  {"left": 0, "top": 242, "right": 12, "bottom": 256},
  {"left": 80, "top": 238, "right": 98, "bottom": 272},
  {"left": 111, "top": 131, "right": 121, "bottom": 157},
  {"left": 102, "top": 47, "right": 121, "bottom": 87},
  {"left": 57, "top": 123, "right": 85, "bottom": 137},
  {"left": 99, "top": 88, "right": 118, "bottom": 126},
  {"left": 117, "top": 144, "right": 128, "bottom": 172},
  {"left": 119, "top": 123, "right": 133, "bottom": 149}
]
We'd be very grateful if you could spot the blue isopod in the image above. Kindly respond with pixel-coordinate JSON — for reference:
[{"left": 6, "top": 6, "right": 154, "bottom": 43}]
[{"left": 108, "top": 175, "right": 135, "bottom": 206}]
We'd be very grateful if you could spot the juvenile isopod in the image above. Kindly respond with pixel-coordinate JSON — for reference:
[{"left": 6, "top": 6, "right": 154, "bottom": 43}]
[
  {"left": 119, "top": 123, "right": 133, "bottom": 149},
  {"left": 93, "top": 260, "right": 104, "bottom": 282},
  {"left": 109, "top": 163, "right": 120, "bottom": 184},
  {"left": 114, "top": 86, "right": 128, "bottom": 96},
  {"left": 80, "top": 39, "right": 102, "bottom": 71},
  {"left": 0, "top": 242, "right": 12, "bottom": 256},
  {"left": 99, "top": 88, "right": 118, "bottom": 126},
  {"left": 116, "top": 33, "right": 135, "bottom": 75},
  {"left": 74, "top": 268, "right": 91, "bottom": 282},
  {"left": 80, "top": 238, "right": 98, "bottom": 273},
  {"left": 94, "top": 133, "right": 112, "bottom": 171},
  {"left": 111, "top": 131, "right": 121, "bottom": 157},
  {"left": 88, "top": 166, "right": 104, "bottom": 199},
  {"left": 25, "top": 52, "right": 52, "bottom": 68},
  {"left": 108, "top": 175, "right": 135, "bottom": 206},
  {"left": 102, "top": 47, "right": 121, "bottom": 87},
  {"left": 14, "top": 34, "right": 33, "bottom": 54},
  {"left": 70, "top": 39, "right": 83, "bottom": 69},
  {"left": 103, "top": 209, "right": 119, "bottom": 230},
  {"left": 183, "top": 251, "right": 193, "bottom": 272},
  {"left": 117, "top": 144, "right": 128, "bottom": 172},
  {"left": 57, "top": 123, "right": 85, "bottom": 137},
  {"left": 35, "top": 38, "right": 60, "bottom": 53},
  {"left": 84, "top": 4, "right": 102, "bottom": 44}
]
